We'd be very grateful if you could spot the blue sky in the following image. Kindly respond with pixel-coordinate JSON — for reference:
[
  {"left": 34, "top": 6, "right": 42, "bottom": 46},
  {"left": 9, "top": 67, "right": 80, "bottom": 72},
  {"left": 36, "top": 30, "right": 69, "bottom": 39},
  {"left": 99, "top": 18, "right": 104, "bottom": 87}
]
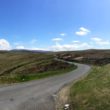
[{"left": 0, "top": 0, "right": 110, "bottom": 51}]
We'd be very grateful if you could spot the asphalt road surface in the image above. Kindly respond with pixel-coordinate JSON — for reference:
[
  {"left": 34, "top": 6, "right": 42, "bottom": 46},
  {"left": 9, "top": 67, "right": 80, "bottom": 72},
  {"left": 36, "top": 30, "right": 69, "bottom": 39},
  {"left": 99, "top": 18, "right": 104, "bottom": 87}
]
[{"left": 0, "top": 62, "right": 90, "bottom": 110}]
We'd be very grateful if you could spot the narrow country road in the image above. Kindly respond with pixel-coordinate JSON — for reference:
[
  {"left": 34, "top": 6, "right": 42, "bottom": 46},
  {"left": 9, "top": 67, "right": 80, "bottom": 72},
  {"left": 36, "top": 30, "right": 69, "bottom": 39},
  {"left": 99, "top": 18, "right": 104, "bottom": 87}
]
[{"left": 0, "top": 62, "right": 90, "bottom": 110}]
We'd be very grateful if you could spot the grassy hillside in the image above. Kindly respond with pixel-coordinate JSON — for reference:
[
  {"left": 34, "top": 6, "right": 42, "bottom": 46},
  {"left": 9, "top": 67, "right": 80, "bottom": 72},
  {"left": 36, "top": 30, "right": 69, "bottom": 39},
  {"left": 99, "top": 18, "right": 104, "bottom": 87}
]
[
  {"left": 70, "top": 64, "right": 110, "bottom": 110},
  {"left": 0, "top": 51, "right": 76, "bottom": 84}
]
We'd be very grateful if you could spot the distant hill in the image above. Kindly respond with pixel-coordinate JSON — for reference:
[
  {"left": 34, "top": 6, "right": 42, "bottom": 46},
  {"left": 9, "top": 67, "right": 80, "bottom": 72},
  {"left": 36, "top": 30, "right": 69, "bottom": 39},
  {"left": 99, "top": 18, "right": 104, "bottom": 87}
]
[
  {"left": 10, "top": 49, "right": 52, "bottom": 53},
  {"left": 56, "top": 49, "right": 110, "bottom": 65}
]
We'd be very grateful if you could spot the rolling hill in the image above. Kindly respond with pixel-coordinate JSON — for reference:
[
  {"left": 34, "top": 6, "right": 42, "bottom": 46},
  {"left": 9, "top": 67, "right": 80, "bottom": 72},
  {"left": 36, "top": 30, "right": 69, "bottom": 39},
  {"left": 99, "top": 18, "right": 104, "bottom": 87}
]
[
  {"left": 56, "top": 49, "right": 110, "bottom": 65},
  {"left": 0, "top": 50, "right": 75, "bottom": 83}
]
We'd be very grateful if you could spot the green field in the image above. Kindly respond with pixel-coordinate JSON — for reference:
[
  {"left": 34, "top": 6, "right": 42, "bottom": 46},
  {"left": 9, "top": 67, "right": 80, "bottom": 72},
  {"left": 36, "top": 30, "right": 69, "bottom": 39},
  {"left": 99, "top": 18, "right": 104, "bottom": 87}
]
[
  {"left": 70, "top": 64, "right": 110, "bottom": 110},
  {"left": 0, "top": 51, "right": 76, "bottom": 84}
]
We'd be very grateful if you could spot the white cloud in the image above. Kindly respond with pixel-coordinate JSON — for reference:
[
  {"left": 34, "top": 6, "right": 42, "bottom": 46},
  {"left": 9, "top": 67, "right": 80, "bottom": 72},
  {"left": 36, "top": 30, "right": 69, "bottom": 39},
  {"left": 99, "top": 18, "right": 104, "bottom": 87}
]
[
  {"left": 30, "top": 39, "right": 37, "bottom": 44},
  {"left": 72, "top": 41, "right": 80, "bottom": 43},
  {"left": 52, "top": 41, "right": 92, "bottom": 51},
  {"left": 14, "top": 42, "right": 25, "bottom": 49},
  {"left": 91, "top": 37, "right": 110, "bottom": 45},
  {"left": 29, "top": 47, "right": 49, "bottom": 51},
  {"left": 52, "top": 37, "right": 63, "bottom": 42},
  {"left": 14, "top": 39, "right": 37, "bottom": 50},
  {"left": 59, "top": 33, "right": 66, "bottom": 36},
  {"left": 75, "top": 27, "right": 90, "bottom": 36},
  {"left": 16, "top": 45, "right": 25, "bottom": 49},
  {"left": 0, "top": 39, "right": 11, "bottom": 50}
]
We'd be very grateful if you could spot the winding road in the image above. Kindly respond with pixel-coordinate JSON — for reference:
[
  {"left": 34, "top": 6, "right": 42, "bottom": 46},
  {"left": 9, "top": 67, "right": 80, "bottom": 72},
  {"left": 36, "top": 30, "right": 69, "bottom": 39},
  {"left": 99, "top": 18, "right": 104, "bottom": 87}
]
[{"left": 0, "top": 61, "right": 90, "bottom": 110}]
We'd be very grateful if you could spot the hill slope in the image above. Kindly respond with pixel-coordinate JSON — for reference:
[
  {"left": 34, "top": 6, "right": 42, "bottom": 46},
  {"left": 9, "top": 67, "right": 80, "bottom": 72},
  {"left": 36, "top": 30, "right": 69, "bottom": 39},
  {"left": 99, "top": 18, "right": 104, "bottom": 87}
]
[
  {"left": 0, "top": 51, "right": 76, "bottom": 83},
  {"left": 56, "top": 49, "right": 110, "bottom": 65}
]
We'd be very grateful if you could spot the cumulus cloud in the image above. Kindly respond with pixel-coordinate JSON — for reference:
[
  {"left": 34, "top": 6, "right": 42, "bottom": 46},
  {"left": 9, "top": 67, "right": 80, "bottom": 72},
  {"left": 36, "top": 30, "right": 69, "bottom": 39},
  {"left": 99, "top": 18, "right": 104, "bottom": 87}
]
[
  {"left": 15, "top": 45, "right": 49, "bottom": 51},
  {"left": 52, "top": 38, "right": 63, "bottom": 42},
  {"left": 75, "top": 27, "right": 90, "bottom": 36},
  {"left": 91, "top": 37, "right": 110, "bottom": 45},
  {"left": 0, "top": 39, "right": 11, "bottom": 50},
  {"left": 29, "top": 47, "right": 49, "bottom": 51},
  {"left": 72, "top": 41, "right": 80, "bottom": 43},
  {"left": 59, "top": 33, "right": 66, "bottom": 36},
  {"left": 52, "top": 41, "right": 92, "bottom": 51},
  {"left": 16, "top": 45, "right": 25, "bottom": 49}
]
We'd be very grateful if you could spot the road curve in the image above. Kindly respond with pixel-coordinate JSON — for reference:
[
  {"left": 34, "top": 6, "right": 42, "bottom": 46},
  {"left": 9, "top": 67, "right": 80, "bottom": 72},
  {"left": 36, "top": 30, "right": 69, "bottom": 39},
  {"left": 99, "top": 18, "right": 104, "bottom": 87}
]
[{"left": 0, "top": 62, "right": 90, "bottom": 110}]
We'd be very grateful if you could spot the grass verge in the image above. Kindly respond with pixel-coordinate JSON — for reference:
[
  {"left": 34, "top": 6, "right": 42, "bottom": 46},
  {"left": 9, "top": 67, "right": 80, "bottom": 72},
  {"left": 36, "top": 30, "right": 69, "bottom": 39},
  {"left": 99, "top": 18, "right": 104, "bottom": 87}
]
[
  {"left": 0, "top": 65, "right": 77, "bottom": 84},
  {"left": 69, "top": 64, "right": 110, "bottom": 110}
]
